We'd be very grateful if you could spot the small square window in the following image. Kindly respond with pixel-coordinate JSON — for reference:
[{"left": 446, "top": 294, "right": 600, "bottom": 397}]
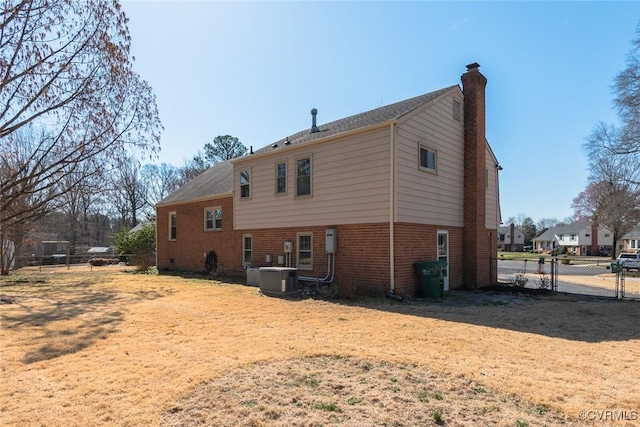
[
  {"left": 205, "top": 207, "right": 222, "bottom": 231},
  {"left": 419, "top": 145, "right": 437, "bottom": 172}
]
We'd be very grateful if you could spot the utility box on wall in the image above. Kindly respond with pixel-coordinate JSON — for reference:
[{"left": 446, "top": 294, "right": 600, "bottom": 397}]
[{"left": 325, "top": 228, "right": 337, "bottom": 254}]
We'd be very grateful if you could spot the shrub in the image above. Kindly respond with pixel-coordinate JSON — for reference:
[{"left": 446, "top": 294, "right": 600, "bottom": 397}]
[{"left": 113, "top": 223, "right": 156, "bottom": 271}]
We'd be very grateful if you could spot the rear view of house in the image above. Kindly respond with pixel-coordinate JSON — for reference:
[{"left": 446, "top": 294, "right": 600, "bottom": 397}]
[{"left": 156, "top": 63, "right": 500, "bottom": 296}]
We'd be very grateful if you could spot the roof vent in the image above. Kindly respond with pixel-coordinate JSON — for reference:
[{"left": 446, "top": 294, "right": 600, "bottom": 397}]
[
  {"left": 284, "top": 137, "right": 291, "bottom": 145},
  {"left": 310, "top": 108, "right": 319, "bottom": 134},
  {"left": 272, "top": 143, "right": 278, "bottom": 149},
  {"left": 250, "top": 145, "right": 254, "bottom": 155}
]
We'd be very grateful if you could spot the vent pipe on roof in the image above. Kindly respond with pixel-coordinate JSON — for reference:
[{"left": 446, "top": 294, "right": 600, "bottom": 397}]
[
  {"left": 250, "top": 146, "right": 253, "bottom": 154},
  {"left": 310, "top": 108, "right": 319, "bottom": 134}
]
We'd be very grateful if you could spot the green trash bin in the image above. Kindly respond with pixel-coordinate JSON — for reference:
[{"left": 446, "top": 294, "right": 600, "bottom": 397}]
[
  {"left": 413, "top": 261, "right": 446, "bottom": 299},
  {"left": 611, "top": 262, "right": 620, "bottom": 273}
]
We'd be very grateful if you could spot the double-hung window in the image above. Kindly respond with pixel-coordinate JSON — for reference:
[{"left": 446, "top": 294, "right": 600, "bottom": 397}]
[
  {"left": 419, "top": 145, "right": 437, "bottom": 173},
  {"left": 240, "top": 170, "right": 250, "bottom": 198},
  {"left": 242, "top": 235, "right": 252, "bottom": 267},
  {"left": 169, "top": 212, "right": 177, "bottom": 240},
  {"left": 205, "top": 207, "right": 222, "bottom": 231},
  {"left": 296, "top": 157, "right": 311, "bottom": 197},
  {"left": 276, "top": 161, "right": 287, "bottom": 194},
  {"left": 297, "top": 233, "right": 313, "bottom": 270}
]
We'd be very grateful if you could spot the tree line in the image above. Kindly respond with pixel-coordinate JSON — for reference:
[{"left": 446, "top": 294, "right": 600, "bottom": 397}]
[{"left": 0, "top": 1, "right": 247, "bottom": 273}]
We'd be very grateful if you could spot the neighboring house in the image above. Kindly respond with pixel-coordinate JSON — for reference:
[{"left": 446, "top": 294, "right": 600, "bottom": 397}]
[
  {"left": 87, "top": 247, "right": 114, "bottom": 256},
  {"left": 619, "top": 227, "right": 640, "bottom": 253},
  {"left": 42, "top": 240, "right": 69, "bottom": 257},
  {"left": 498, "top": 224, "right": 524, "bottom": 252},
  {"left": 532, "top": 222, "right": 613, "bottom": 256},
  {"left": 156, "top": 63, "right": 500, "bottom": 296}
]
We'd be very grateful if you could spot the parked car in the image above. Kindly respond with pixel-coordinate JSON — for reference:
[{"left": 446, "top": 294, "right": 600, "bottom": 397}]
[{"left": 617, "top": 253, "right": 640, "bottom": 271}]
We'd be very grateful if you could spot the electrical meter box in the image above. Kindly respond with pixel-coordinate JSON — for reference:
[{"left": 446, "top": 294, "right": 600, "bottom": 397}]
[{"left": 325, "top": 228, "right": 336, "bottom": 254}]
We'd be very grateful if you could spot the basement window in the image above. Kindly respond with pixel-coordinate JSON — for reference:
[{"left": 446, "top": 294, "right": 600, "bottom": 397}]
[{"left": 419, "top": 145, "right": 437, "bottom": 173}]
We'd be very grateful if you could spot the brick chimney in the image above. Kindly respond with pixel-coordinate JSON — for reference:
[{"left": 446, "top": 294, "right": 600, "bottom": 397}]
[{"left": 461, "top": 63, "right": 494, "bottom": 287}]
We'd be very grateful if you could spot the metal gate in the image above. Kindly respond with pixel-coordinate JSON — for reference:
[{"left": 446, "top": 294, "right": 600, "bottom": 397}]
[{"left": 497, "top": 257, "right": 640, "bottom": 300}]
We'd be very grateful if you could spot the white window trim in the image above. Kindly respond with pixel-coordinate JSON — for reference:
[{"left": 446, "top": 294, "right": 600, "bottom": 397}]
[
  {"left": 418, "top": 144, "right": 437, "bottom": 173},
  {"left": 275, "top": 160, "right": 287, "bottom": 195},
  {"left": 204, "top": 206, "right": 222, "bottom": 231},
  {"left": 295, "top": 154, "right": 312, "bottom": 198},
  {"left": 242, "top": 234, "right": 252, "bottom": 268},
  {"left": 297, "top": 232, "right": 313, "bottom": 271},
  {"left": 240, "top": 168, "right": 251, "bottom": 199},
  {"left": 169, "top": 211, "right": 177, "bottom": 241}
]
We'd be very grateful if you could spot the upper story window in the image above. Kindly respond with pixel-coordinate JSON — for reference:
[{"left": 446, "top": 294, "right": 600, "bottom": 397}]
[
  {"left": 498, "top": 233, "right": 505, "bottom": 242},
  {"left": 169, "top": 212, "right": 177, "bottom": 241},
  {"left": 240, "top": 170, "right": 250, "bottom": 198},
  {"left": 205, "top": 207, "right": 222, "bottom": 231},
  {"left": 419, "top": 145, "right": 437, "bottom": 173},
  {"left": 276, "top": 161, "right": 287, "bottom": 194},
  {"left": 296, "top": 157, "right": 311, "bottom": 197}
]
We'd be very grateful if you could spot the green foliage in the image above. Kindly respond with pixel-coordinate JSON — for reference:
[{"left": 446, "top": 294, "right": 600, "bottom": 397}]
[
  {"left": 113, "top": 223, "right": 156, "bottom": 270},
  {"left": 204, "top": 135, "right": 247, "bottom": 164},
  {"left": 520, "top": 217, "right": 537, "bottom": 246}
]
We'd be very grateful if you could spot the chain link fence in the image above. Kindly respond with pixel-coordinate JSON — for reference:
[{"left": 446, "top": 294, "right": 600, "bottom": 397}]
[{"left": 497, "top": 257, "right": 640, "bottom": 300}]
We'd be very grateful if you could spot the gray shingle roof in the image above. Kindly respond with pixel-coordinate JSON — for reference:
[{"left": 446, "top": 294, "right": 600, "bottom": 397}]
[
  {"left": 253, "top": 85, "right": 457, "bottom": 155},
  {"left": 157, "top": 85, "right": 458, "bottom": 206},
  {"left": 157, "top": 160, "right": 233, "bottom": 206},
  {"left": 533, "top": 222, "right": 591, "bottom": 241}
]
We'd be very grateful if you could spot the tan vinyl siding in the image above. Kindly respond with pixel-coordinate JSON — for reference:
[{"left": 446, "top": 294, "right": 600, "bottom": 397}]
[
  {"left": 485, "top": 146, "right": 499, "bottom": 229},
  {"left": 395, "top": 89, "right": 465, "bottom": 226},
  {"left": 234, "top": 127, "right": 391, "bottom": 229}
]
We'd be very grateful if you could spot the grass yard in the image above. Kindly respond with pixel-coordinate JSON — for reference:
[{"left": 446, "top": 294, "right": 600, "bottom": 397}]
[{"left": 1, "top": 267, "right": 639, "bottom": 426}]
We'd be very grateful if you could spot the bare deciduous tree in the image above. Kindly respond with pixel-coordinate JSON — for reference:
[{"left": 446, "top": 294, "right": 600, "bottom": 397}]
[
  {"left": 109, "top": 157, "right": 149, "bottom": 229},
  {"left": 0, "top": 0, "right": 161, "bottom": 267},
  {"left": 572, "top": 181, "right": 640, "bottom": 258}
]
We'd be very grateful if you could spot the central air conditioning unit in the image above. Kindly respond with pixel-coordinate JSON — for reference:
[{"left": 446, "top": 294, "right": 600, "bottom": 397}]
[{"left": 259, "top": 267, "right": 298, "bottom": 296}]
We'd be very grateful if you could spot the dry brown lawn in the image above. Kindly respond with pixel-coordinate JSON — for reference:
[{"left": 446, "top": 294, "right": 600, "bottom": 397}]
[{"left": 1, "top": 266, "right": 639, "bottom": 426}]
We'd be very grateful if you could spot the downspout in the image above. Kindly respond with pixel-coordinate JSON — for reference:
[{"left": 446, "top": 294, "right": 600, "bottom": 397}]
[{"left": 389, "top": 123, "right": 396, "bottom": 293}]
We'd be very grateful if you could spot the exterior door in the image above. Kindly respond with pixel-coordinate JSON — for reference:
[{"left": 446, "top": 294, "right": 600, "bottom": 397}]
[{"left": 437, "top": 230, "right": 449, "bottom": 291}]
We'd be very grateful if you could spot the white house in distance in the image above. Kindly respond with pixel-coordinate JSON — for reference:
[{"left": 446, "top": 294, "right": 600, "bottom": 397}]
[
  {"left": 619, "top": 227, "right": 640, "bottom": 253},
  {"left": 532, "top": 222, "right": 613, "bottom": 256},
  {"left": 498, "top": 223, "right": 524, "bottom": 252}
]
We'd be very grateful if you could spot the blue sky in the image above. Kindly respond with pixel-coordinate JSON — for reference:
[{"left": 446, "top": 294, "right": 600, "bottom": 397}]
[{"left": 123, "top": 1, "right": 639, "bottom": 223}]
